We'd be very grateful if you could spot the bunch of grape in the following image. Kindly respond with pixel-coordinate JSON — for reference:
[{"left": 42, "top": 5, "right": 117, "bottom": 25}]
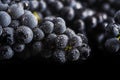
[
  {"left": 104, "top": 10, "right": 120, "bottom": 54},
  {"left": 39, "top": 17, "right": 90, "bottom": 63},
  {"left": 1, "top": 0, "right": 120, "bottom": 64},
  {"left": 0, "top": 0, "right": 91, "bottom": 63},
  {"left": 0, "top": 2, "right": 38, "bottom": 60}
]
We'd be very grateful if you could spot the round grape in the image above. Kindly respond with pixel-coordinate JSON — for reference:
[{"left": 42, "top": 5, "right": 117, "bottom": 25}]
[
  {"left": 55, "top": 34, "right": 69, "bottom": 49},
  {"left": 0, "top": 11, "right": 11, "bottom": 27},
  {"left": 16, "top": 26, "right": 33, "bottom": 44}
]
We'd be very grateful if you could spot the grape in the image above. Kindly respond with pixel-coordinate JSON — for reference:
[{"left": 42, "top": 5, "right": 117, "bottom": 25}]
[
  {"left": 1, "top": 0, "right": 11, "bottom": 4},
  {"left": 13, "top": 43, "right": 25, "bottom": 53},
  {"left": 105, "top": 23, "right": 119, "bottom": 37},
  {"left": 46, "top": 33, "right": 57, "bottom": 48},
  {"left": 8, "top": 3, "right": 24, "bottom": 19},
  {"left": 0, "top": 27, "right": 14, "bottom": 45},
  {"left": 78, "top": 43, "right": 91, "bottom": 60},
  {"left": 55, "top": 34, "right": 69, "bottom": 49},
  {"left": 53, "top": 17, "right": 66, "bottom": 25},
  {"left": 114, "top": 10, "right": 120, "bottom": 24},
  {"left": 54, "top": 21, "right": 66, "bottom": 34},
  {"left": 29, "top": 0, "right": 39, "bottom": 11},
  {"left": 21, "top": 11, "right": 38, "bottom": 29},
  {"left": 39, "top": 0, "right": 47, "bottom": 12},
  {"left": 73, "top": 19, "right": 85, "bottom": 33},
  {"left": 0, "top": 46, "right": 14, "bottom": 60},
  {"left": 0, "top": 11, "right": 11, "bottom": 27},
  {"left": 69, "top": 35, "right": 82, "bottom": 48},
  {"left": 0, "top": 1, "right": 9, "bottom": 11},
  {"left": 44, "top": 16, "right": 55, "bottom": 22},
  {"left": 33, "top": 28, "right": 45, "bottom": 41},
  {"left": 53, "top": 49, "right": 66, "bottom": 63},
  {"left": 77, "top": 33, "right": 88, "bottom": 44},
  {"left": 105, "top": 38, "right": 120, "bottom": 53},
  {"left": 67, "top": 48, "right": 80, "bottom": 61},
  {"left": 51, "top": 0, "right": 63, "bottom": 12},
  {"left": 64, "top": 28, "right": 76, "bottom": 39},
  {"left": 60, "top": 6, "right": 75, "bottom": 21},
  {"left": 85, "top": 16, "right": 97, "bottom": 29},
  {"left": 15, "top": 26, "right": 33, "bottom": 44},
  {"left": 9, "top": 20, "right": 20, "bottom": 29},
  {"left": 41, "top": 21, "right": 54, "bottom": 34}
]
